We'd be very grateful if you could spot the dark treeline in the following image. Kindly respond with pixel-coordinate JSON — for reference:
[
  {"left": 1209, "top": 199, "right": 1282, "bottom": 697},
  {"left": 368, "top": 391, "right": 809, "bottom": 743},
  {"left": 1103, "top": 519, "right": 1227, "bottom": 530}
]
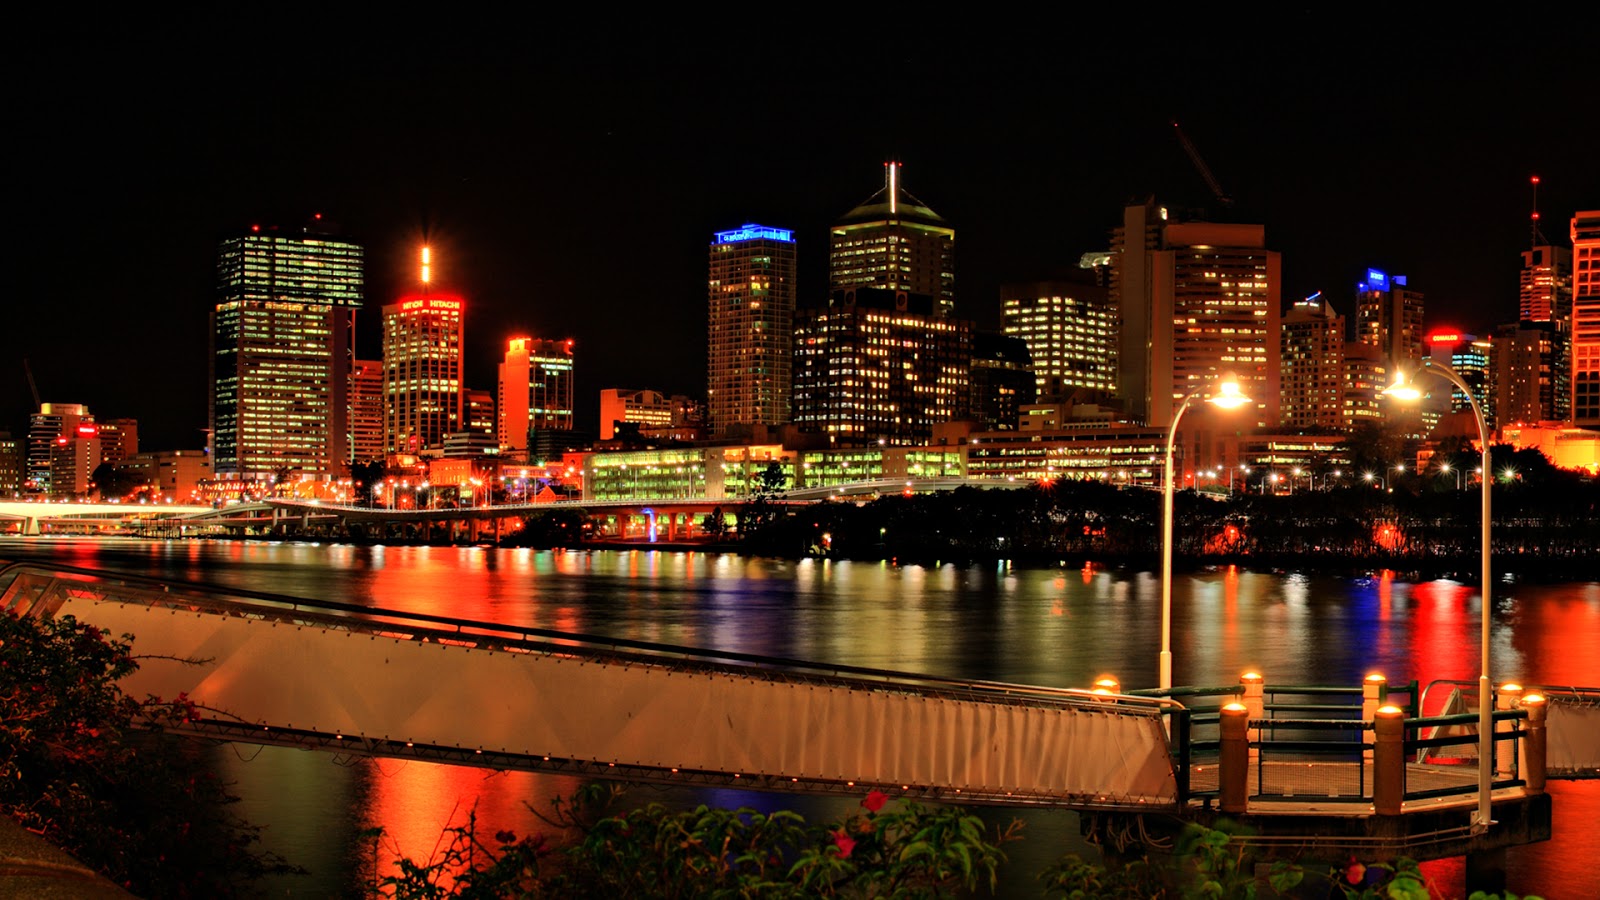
[{"left": 739, "top": 472, "right": 1600, "bottom": 580}]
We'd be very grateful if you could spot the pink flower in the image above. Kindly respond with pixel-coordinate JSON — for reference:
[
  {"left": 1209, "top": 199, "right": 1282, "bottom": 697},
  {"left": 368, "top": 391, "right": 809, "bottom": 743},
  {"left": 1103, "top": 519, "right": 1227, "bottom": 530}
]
[
  {"left": 831, "top": 829, "right": 856, "bottom": 859},
  {"left": 862, "top": 790, "right": 888, "bottom": 813}
]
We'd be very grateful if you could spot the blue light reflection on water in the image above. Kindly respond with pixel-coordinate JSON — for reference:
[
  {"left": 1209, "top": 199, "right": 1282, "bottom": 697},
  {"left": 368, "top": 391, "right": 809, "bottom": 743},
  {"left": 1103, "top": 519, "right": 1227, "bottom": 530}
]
[{"left": 2, "top": 538, "right": 1596, "bottom": 898}]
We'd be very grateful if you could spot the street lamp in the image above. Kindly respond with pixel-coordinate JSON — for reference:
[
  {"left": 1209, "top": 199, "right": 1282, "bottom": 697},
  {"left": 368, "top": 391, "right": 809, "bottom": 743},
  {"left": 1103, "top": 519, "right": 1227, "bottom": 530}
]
[
  {"left": 1385, "top": 359, "right": 1495, "bottom": 833},
  {"left": 1161, "top": 375, "right": 1252, "bottom": 691}
]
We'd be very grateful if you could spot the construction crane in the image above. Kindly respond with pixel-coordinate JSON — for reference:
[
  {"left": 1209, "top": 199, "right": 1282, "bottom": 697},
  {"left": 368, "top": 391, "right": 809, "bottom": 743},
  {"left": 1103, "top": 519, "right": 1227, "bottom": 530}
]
[
  {"left": 1172, "top": 121, "right": 1233, "bottom": 208},
  {"left": 24, "top": 358, "right": 41, "bottom": 408}
]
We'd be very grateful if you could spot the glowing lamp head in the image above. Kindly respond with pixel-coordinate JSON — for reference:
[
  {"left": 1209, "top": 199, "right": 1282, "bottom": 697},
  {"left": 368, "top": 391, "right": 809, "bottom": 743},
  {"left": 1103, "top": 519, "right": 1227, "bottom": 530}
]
[
  {"left": 1207, "top": 377, "right": 1252, "bottom": 409},
  {"left": 1382, "top": 372, "right": 1423, "bottom": 402},
  {"left": 1365, "top": 673, "right": 1387, "bottom": 684},
  {"left": 1376, "top": 704, "right": 1404, "bottom": 717}
]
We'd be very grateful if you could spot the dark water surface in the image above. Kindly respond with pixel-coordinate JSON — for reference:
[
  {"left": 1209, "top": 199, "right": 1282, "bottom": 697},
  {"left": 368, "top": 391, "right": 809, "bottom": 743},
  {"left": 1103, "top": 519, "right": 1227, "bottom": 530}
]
[{"left": 4, "top": 538, "right": 1596, "bottom": 898}]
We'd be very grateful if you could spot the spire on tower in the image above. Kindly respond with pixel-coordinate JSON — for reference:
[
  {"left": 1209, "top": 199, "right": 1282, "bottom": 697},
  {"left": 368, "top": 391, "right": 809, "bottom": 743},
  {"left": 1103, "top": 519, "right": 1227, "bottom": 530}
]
[{"left": 1530, "top": 176, "right": 1548, "bottom": 247}]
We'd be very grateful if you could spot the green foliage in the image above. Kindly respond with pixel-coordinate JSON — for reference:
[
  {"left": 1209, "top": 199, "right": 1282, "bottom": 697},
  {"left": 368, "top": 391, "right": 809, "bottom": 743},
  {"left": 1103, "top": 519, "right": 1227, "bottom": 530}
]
[
  {"left": 371, "top": 788, "right": 1019, "bottom": 899},
  {"left": 0, "top": 610, "right": 297, "bottom": 897}
]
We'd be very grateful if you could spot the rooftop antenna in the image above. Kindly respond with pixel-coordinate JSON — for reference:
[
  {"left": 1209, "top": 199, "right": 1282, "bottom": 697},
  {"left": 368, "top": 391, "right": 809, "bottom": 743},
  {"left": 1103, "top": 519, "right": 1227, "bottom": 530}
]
[
  {"left": 885, "top": 160, "right": 900, "bottom": 215},
  {"left": 1529, "top": 175, "right": 1548, "bottom": 246}
]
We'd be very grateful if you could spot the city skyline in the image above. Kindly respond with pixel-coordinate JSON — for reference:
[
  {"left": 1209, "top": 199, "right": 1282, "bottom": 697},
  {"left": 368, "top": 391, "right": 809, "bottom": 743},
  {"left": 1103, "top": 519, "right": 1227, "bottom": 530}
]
[{"left": 9, "top": 23, "right": 1595, "bottom": 448}]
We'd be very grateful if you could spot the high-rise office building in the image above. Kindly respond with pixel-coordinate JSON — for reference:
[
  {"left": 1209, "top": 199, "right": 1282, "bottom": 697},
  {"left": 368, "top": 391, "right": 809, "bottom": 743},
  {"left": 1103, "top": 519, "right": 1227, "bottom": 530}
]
[
  {"left": 349, "top": 359, "right": 385, "bottom": 463},
  {"left": 1000, "top": 280, "right": 1116, "bottom": 400},
  {"left": 1493, "top": 321, "right": 1562, "bottom": 426},
  {"left": 1571, "top": 211, "right": 1600, "bottom": 427},
  {"left": 498, "top": 337, "right": 575, "bottom": 453},
  {"left": 210, "top": 223, "right": 363, "bottom": 478},
  {"left": 829, "top": 164, "right": 955, "bottom": 316},
  {"left": 1354, "top": 267, "right": 1425, "bottom": 375},
  {"left": 1341, "top": 343, "right": 1389, "bottom": 431},
  {"left": 49, "top": 424, "right": 101, "bottom": 499},
  {"left": 1428, "top": 332, "right": 1491, "bottom": 424},
  {"left": 1520, "top": 244, "right": 1573, "bottom": 324},
  {"left": 26, "top": 403, "right": 90, "bottom": 494},
  {"left": 1280, "top": 294, "right": 1346, "bottom": 431},
  {"left": 707, "top": 224, "right": 796, "bottom": 437},
  {"left": 793, "top": 288, "right": 973, "bottom": 445},
  {"left": 383, "top": 247, "right": 463, "bottom": 455},
  {"left": 1113, "top": 205, "right": 1280, "bottom": 429},
  {"left": 0, "top": 433, "right": 24, "bottom": 497},
  {"left": 96, "top": 419, "right": 138, "bottom": 465}
]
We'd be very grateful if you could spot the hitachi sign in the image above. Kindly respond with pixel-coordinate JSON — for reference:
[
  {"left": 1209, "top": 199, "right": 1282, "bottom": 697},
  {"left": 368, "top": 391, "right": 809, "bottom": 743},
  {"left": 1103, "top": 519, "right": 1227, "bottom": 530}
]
[{"left": 399, "top": 297, "right": 462, "bottom": 312}]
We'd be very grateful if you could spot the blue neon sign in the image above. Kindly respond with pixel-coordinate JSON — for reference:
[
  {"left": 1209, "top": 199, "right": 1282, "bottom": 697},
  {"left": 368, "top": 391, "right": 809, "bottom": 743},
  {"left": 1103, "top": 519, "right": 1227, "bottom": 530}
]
[
  {"left": 715, "top": 224, "right": 795, "bottom": 244},
  {"left": 1363, "top": 268, "right": 1389, "bottom": 291}
]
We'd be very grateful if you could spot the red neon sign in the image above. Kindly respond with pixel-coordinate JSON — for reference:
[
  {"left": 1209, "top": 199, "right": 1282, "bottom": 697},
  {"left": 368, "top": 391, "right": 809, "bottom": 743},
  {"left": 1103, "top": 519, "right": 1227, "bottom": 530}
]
[{"left": 398, "top": 294, "right": 464, "bottom": 313}]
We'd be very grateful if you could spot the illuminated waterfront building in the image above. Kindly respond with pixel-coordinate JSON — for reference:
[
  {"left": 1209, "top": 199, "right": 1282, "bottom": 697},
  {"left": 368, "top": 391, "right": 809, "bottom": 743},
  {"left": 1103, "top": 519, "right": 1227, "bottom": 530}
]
[
  {"left": 830, "top": 163, "right": 955, "bottom": 316},
  {"left": 349, "top": 359, "right": 385, "bottom": 463},
  {"left": 383, "top": 248, "right": 463, "bottom": 455},
  {"left": 210, "top": 223, "right": 363, "bottom": 478},
  {"left": 1354, "top": 267, "right": 1425, "bottom": 374},
  {"left": 0, "top": 433, "right": 21, "bottom": 497},
  {"left": 1000, "top": 280, "right": 1115, "bottom": 399},
  {"left": 598, "top": 390, "right": 703, "bottom": 441},
  {"left": 124, "top": 450, "right": 212, "bottom": 503},
  {"left": 793, "top": 288, "right": 974, "bottom": 445},
  {"left": 1280, "top": 293, "right": 1346, "bottom": 431},
  {"left": 96, "top": 419, "right": 137, "bottom": 465},
  {"left": 1572, "top": 210, "right": 1600, "bottom": 427},
  {"left": 49, "top": 423, "right": 101, "bottom": 499},
  {"left": 1112, "top": 203, "right": 1280, "bottom": 428},
  {"left": 707, "top": 224, "right": 795, "bottom": 437}
]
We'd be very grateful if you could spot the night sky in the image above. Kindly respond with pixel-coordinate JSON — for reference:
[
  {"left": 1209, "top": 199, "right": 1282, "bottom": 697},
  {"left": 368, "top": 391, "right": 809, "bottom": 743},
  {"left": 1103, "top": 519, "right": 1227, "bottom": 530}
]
[{"left": 9, "top": 19, "right": 1596, "bottom": 449}]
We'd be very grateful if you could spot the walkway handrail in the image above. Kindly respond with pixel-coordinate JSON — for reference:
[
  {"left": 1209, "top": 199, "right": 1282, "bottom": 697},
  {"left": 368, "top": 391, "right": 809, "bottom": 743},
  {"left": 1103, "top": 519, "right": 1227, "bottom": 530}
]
[{"left": 0, "top": 560, "right": 1176, "bottom": 715}]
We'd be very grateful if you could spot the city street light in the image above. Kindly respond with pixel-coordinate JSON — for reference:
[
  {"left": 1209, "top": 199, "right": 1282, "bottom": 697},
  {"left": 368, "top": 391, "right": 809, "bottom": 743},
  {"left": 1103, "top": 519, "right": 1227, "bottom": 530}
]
[
  {"left": 1161, "top": 375, "right": 1252, "bottom": 691},
  {"left": 1385, "top": 359, "right": 1495, "bottom": 833}
]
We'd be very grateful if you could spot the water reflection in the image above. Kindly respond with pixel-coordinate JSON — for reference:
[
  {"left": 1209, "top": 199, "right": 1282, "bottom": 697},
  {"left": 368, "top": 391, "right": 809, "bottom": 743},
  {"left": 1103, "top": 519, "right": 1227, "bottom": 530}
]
[{"left": 2, "top": 539, "right": 1596, "bottom": 897}]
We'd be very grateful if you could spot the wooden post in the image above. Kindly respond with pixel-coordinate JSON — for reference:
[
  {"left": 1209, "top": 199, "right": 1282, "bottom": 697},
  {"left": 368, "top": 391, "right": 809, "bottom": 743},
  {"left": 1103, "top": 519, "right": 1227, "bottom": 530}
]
[
  {"left": 1362, "top": 673, "right": 1386, "bottom": 762},
  {"left": 1519, "top": 693, "right": 1547, "bottom": 794},
  {"left": 1220, "top": 702, "right": 1249, "bottom": 814},
  {"left": 1241, "top": 671, "right": 1264, "bottom": 762},
  {"left": 1373, "top": 705, "right": 1405, "bottom": 815}
]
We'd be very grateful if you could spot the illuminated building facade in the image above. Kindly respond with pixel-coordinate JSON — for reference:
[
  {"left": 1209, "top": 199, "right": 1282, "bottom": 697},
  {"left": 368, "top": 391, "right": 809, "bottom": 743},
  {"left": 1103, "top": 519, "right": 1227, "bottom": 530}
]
[
  {"left": 0, "top": 433, "right": 21, "bottom": 497},
  {"left": 49, "top": 424, "right": 101, "bottom": 499},
  {"left": 1520, "top": 244, "right": 1572, "bottom": 323},
  {"left": 793, "top": 288, "right": 974, "bottom": 445},
  {"left": 210, "top": 225, "right": 363, "bottom": 478},
  {"left": 1000, "top": 280, "right": 1115, "bottom": 398},
  {"left": 1342, "top": 342, "right": 1389, "bottom": 431},
  {"left": 382, "top": 294, "right": 464, "bottom": 454},
  {"left": 1427, "top": 333, "right": 1491, "bottom": 424},
  {"left": 1355, "top": 268, "right": 1425, "bottom": 374},
  {"left": 96, "top": 419, "right": 137, "bottom": 465},
  {"left": 1279, "top": 294, "right": 1345, "bottom": 431},
  {"left": 124, "top": 450, "right": 212, "bottom": 503},
  {"left": 708, "top": 225, "right": 795, "bottom": 437},
  {"left": 1112, "top": 204, "right": 1279, "bottom": 428},
  {"left": 830, "top": 164, "right": 955, "bottom": 316},
  {"left": 599, "top": 389, "right": 702, "bottom": 441},
  {"left": 581, "top": 445, "right": 793, "bottom": 501},
  {"left": 349, "top": 359, "right": 385, "bottom": 463},
  {"left": 499, "top": 337, "right": 575, "bottom": 453},
  {"left": 1572, "top": 211, "right": 1600, "bottom": 427},
  {"left": 965, "top": 333, "right": 1036, "bottom": 431},
  {"left": 965, "top": 426, "right": 1166, "bottom": 485},
  {"left": 26, "top": 403, "right": 90, "bottom": 494},
  {"left": 1492, "top": 321, "right": 1562, "bottom": 425}
]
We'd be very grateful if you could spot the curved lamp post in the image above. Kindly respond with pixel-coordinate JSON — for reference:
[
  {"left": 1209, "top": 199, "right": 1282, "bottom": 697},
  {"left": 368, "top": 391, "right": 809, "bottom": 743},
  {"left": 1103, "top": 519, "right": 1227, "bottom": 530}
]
[
  {"left": 1160, "top": 376, "right": 1252, "bottom": 691},
  {"left": 1384, "top": 359, "right": 1494, "bottom": 833}
]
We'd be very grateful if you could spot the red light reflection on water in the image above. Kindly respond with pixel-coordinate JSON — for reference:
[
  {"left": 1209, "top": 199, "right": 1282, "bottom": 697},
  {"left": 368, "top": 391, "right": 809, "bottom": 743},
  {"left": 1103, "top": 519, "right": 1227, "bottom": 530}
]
[
  {"left": 1407, "top": 580, "right": 1477, "bottom": 715},
  {"left": 361, "top": 761, "right": 582, "bottom": 887}
]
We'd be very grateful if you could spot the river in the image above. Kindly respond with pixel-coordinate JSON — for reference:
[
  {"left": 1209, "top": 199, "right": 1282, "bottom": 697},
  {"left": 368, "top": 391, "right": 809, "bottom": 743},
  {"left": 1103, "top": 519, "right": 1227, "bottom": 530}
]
[{"left": 3, "top": 537, "right": 1596, "bottom": 898}]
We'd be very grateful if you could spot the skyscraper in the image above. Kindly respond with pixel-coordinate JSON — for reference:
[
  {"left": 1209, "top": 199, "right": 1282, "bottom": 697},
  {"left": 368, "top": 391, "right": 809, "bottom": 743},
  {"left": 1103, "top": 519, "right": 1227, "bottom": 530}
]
[
  {"left": 1354, "top": 268, "right": 1425, "bottom": 375},
  {"left": 210, "top": 223, "right": 363, "bottom": 478},
  {"left": 1113, "top": 203, "right": 1280, "bottom": 429},
  {"left": 793, "top": 288, "right": 973, "bottom": 445},
  {"left": 382, "top": 247, "right": 463, "bottom": 455},
  {"left": 707, "top": 224, "right": 796, "bottom": 437},
  {"left": 349, "top": 359, "right": 385, "bottom": 463},
  {"left": 498, "top": 337, "right": 576, "bottom": 453},
  {"left": 1571, "top": 210, "right": 1600, "bottom": 427},
  {"left": 829, "top": 163, "right": 955, "bottom": 316},
  {"left": 1280, "top": 294, "right": 1345, "bottom": 431},
  {"left": 1000, "top": 280, "right": 1116, "bottom": 400}
]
